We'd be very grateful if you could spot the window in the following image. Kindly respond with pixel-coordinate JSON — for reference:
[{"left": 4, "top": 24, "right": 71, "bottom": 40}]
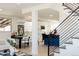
[
  {"left": 24, "top": 21, "right": 32, "bottom": 31},
  {"left": 0, "top": 18, "right": 11, "bottom": 32},
  {"left": 0, "top": 25, "right": 11, "bottom": 31}
]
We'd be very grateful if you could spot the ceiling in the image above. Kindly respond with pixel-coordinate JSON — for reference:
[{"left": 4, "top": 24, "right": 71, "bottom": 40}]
[
  {"left": 0, "top": 3, "right": 59, "bottom": 19},
  {"left": 24, "top": 8, "right": 59, "bottom": 21},
  {"left": 38, "top": 8, "right": 59, "bottom": 20},
  {"left": 0, "top": 17, "right": 11, "bottom": 27},
  {"left": 0, "top": 3, "right": 42, "bottom": 17},
  {"left": 0, "top": 3, "right": 59, "bottom": 27},
  {"left": 0, "top": 3, "right": 42, "bottom": 27}
]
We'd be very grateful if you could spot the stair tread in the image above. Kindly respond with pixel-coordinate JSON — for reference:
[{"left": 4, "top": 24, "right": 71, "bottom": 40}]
[
  {"left": 59, "top": 45, "right": 66, "bottom": 49},
  {"left": 64, "top": 7, "right": 69, "bottom": 10},
  {"left": 71, "top": 37, "right": 79, "bottom": 39},
  {"left": 65, "top": 41, "right": 73, "bottom": 44},
  {"left": 54, "top": 48, "right": 60, "bottom": 53}
]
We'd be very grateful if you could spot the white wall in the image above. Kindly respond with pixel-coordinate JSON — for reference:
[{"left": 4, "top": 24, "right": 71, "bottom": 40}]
[
  {"left": 0, "top": 25, "right": 11, "bottom": 31},
  {"left": 24, "top": 21, "right": 32, "bottom": 36},
  {"left": 38, "top": 21, "right": 50, "bottom": 34},
  {"left": 38, "top": 20, "right": 59, "bottom": 40},
  {"left": 12, "top": 17, "right": 25, "bottom": 33},
  {"left": 24, "top": 21, "right": 32, "bottom": 32},
  {"left": 58, "top": 4, "right": 71, "bottom": 23},
  {"left": 24, "top": 20, "right": 59, "bottom": 40},
  {"left": 38, "top": 20, "right": 59, "bottom": 34},
  {"left": 0, "top": 31, "right": 11, "bottom": 41}
]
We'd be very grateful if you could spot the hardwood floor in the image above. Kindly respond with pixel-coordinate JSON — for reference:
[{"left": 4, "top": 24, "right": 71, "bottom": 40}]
[{"left": 16, "top": 41, "right": 48, "bottom": 56}]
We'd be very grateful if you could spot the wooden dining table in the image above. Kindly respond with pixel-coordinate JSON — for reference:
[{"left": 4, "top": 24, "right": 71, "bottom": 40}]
[
  {"left": 15, "top": 35, "right": 30, "bottom": 49},
  {"left": 14, "top": 35, "right": 23, "bottom": 49}
]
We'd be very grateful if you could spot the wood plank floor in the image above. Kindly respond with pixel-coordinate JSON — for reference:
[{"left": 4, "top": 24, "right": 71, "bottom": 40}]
[{"left": 17, "top": 41, "right": 48, "bottom": 56}]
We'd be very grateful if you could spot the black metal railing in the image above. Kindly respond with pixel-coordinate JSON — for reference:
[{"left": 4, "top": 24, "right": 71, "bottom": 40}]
[
  {"left": 57, "top": 3, "right": 79, "bottom": 44},
  {"left": 60, "top": 17, "right": 79, "bottom": 45},
  {"left": 48, "top": 4, "right": 79, "bottom": 56},
  {"left": 56, "top": 6, "right": 79, "bottom": 30},
  {"left": 58, "top": 3, "right": 79, "bottom": 45},
  {"left": 55, "top": 4, "right": 79, "bottom": 45},
  {"left": 63, "top": 3, "right": 79, "bottom": 15}
]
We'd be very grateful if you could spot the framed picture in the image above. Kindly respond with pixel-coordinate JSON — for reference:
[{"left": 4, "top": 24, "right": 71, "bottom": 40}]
[
  {"left": 41, "top": 26, "right": 45, "bottom": 30},
  {"left": 18, "top": 25, "right": 24, "bottom": 36}
]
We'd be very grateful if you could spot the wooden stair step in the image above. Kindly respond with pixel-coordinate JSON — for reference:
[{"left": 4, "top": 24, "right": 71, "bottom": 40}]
[{"left": 65, "top": 41, "right": 73, "bottom": 44}]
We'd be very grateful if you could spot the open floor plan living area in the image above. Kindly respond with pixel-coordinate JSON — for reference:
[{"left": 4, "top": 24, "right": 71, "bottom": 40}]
[{"left": 0, "top": 3, "right": 79, "bottom": 56}]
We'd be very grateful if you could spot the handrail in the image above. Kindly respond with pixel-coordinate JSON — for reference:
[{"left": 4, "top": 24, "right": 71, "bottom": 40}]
[
  {"left": 56, "top": 6, "right": 79, "bottom": 29},
  {"left": 49, "top": 16, "right": 79, "bottom": 55},
  {"left": 48, "top": 5, "right": 79, "bottom": 56},
  {"left": 57, "top": 4, "right": 79, "bottom": 39},
  {"left": 50, "top": 6, "right": 79, "bottom": 34},
  {"left": 60, "top": 18, "right": 79, "bottom": 45},
  {"left": 63, "top": 3, "right": 74, "bottom": 11},
  {"left": 61, "top": 18, "right": 79, "bottom": 41},
  {"left": 49, "top": 17, "right": 78, "bottom": 55},
  {"left": 54, "top": 5, "right": 79, "bottom": 39},
  {"left": 63, "top": 18, "right": 79, "bottom": 41},
  {"left": 57, "top": 4, "right": 79, "bottom": 44},
  {"left": 63, "top": 3, "right": 79, "bottom": 15},
  {"left": 57, "top": 13, "right": 77, "bottom": 34},
  {"left": 59, "top": 16, "right": 78, "bottom": 38},
  {"left": 59, "top": 13, "right": 79, "bottom": 45}
]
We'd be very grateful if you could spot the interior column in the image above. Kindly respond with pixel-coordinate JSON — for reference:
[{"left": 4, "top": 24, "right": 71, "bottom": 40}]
[{"left": 32, "top": 9, "right": 38, "bottom": 56}]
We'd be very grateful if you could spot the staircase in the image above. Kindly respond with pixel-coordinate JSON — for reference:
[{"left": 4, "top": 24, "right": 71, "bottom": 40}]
[
  {"left": 54, "top": 38, "right": 79, "bottom": 56},
  {"left": 48, "top": 3, "right": 79, "bottom": 56}
]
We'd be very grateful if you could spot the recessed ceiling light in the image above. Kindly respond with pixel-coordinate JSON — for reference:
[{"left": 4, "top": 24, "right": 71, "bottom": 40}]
[
  {"left": 49, "top": 14, "right": 53, "bottom": 17},
  {"left": 0, "top": 9, "right": 3, "bottom": 11},
  {"left": 24, "top": 16, "right": 32, "bottom": 20},
  {"left": 17, "top": 3, "right": 21, "bottom": 5},
  {"left": 28, "top": 16, "right": 31, "bottom": 18}
]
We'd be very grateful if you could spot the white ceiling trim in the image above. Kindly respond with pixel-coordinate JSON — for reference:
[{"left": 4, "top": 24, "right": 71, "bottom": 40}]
[
  {"left": 22, "top": 3, "right": 61, "bottom": 14},
  {"left": 22, "top": 4, "right": 51, "bottom": 14}
]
